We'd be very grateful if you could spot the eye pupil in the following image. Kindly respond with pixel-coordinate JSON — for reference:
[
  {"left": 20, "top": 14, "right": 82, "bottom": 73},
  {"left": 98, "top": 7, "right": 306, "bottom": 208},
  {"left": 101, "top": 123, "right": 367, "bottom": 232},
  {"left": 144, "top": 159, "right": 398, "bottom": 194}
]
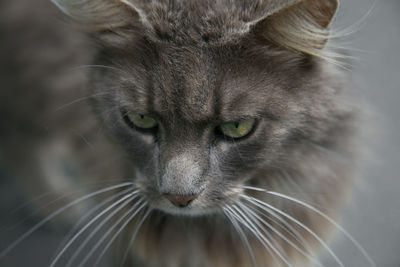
[
  {"left": 121, "top": 110, "right": 158, "bottom": 130},
  {"left": 218, "top": 119, "right": 255, "bottom": 139}
]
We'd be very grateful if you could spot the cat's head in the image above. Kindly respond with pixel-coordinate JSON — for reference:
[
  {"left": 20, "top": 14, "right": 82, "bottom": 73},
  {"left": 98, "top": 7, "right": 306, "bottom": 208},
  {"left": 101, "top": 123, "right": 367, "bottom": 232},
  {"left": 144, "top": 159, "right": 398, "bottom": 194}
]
[{"left": 53, "top": 0, "right": 347, "bottom": 216}]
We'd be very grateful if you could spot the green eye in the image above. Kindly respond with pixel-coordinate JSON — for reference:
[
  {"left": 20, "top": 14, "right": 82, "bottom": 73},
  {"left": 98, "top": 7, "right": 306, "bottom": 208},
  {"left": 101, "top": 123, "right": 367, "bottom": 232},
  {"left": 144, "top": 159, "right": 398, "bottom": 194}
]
[
  {"left": 125, "top": 112, "right": 158, "bottom": 129},
  {"left": 219, "top": 118, "right": 256, "bottom": 139}
]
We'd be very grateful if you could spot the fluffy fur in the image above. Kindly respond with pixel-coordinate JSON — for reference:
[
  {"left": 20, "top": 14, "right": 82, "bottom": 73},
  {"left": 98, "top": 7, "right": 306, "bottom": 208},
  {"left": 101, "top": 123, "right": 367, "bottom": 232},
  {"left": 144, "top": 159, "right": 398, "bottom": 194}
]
[{"left": 0, "top": 0, "right": 365, "bottom": 266}]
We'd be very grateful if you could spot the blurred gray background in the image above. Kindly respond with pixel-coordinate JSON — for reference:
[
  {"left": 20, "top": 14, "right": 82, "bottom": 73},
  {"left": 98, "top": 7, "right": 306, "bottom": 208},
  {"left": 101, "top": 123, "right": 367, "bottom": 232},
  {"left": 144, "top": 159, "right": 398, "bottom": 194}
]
[
  {"left": 0, "top": 0, "right": 399, "bottom": 266},
  {"left": 324, "top": 0, "right": 400, "bottom": 266}
]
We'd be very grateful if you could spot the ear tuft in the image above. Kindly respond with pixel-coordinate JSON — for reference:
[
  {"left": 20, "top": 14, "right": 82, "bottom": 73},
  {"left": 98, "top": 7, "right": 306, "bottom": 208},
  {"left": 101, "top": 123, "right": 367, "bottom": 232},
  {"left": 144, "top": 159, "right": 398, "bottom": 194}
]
[
  {"left": 254, "top": 0, "right": 339, "bottom": 60},
  {"left": 52, "top": 0, "right": 149, "bottom": 33}
]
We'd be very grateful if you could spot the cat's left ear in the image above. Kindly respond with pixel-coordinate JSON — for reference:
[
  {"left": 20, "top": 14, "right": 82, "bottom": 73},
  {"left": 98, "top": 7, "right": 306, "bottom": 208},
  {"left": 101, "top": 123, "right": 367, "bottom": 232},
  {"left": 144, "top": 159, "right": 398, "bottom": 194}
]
[
  {"left": 248, "top": 0, "right": 338, "bottom": 56},
  {"left": 52, "top": 0, "right": 151, "bottom": 44}
]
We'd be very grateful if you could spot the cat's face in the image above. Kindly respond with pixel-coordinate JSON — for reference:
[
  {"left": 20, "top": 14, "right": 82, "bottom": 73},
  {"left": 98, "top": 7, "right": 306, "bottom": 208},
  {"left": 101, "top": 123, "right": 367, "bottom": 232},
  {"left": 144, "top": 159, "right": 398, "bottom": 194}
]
[
  {"left": 90, "top": 38, "right": 321, "bottom": 216},
  {"left": 51, "top": 0, "right": 344, "bottom": 218}
]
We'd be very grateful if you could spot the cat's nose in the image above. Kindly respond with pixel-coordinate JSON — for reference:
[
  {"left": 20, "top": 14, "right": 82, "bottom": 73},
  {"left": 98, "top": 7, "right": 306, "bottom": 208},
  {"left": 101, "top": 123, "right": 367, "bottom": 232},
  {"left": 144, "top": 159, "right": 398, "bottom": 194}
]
[{"left": 163, "top": 194, "right": 198, "bottom": 207}]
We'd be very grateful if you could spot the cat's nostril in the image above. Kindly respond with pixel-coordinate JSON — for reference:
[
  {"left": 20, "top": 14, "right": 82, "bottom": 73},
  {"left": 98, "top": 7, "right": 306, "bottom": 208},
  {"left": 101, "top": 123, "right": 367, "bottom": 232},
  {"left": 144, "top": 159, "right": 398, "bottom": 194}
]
[{"left": 163, "top": 194, "right": 198, "bottom": 208}]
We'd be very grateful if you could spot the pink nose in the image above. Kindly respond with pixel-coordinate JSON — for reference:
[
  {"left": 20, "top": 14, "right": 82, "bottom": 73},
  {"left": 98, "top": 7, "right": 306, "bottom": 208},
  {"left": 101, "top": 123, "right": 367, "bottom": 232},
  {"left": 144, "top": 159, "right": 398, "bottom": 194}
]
[{"left": 163, "top": 194, "right": 198, "bottom": 207}]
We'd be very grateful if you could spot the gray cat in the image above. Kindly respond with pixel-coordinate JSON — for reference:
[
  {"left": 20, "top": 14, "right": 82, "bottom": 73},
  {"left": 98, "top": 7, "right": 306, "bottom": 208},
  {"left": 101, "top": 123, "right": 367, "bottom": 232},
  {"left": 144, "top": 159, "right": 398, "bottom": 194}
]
[{"left": 0, "top": 0, "right": 374, "bottom": 266}]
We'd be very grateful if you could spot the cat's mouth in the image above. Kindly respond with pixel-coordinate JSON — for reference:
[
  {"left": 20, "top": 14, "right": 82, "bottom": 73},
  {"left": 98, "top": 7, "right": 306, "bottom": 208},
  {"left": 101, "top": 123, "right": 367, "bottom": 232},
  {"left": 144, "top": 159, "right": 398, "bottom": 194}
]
[
  {"left": 132, "top": 170, "right": 245, "bottom": 216},
  {"left": 145, "top": 192, "right": 219, "bottom": 216},
  {"left": 135, "top": 182, "right": 244, "bottom": 217}
]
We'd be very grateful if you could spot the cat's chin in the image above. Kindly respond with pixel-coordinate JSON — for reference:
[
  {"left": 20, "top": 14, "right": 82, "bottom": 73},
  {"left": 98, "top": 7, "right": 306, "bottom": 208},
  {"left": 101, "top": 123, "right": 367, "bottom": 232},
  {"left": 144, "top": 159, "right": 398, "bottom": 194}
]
[
  {"left": 152, "top": 203, "right": 222, "bottom": 217},
  {"left": 157, "top": 207, "right": 221, "bottom": 217}
]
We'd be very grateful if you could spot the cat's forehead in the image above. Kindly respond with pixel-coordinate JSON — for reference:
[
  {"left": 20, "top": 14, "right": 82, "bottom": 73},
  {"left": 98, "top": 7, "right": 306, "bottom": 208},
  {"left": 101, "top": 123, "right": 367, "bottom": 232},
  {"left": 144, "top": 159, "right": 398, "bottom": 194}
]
[
  {"left": 149, "top": 46, "right": 221, "bottom": 122},
  {"left": 122, "top": 43, "right": 285, "bottom": 124},
  {"left": 134, "top": 0, "right": 282, "bottom": 45}
]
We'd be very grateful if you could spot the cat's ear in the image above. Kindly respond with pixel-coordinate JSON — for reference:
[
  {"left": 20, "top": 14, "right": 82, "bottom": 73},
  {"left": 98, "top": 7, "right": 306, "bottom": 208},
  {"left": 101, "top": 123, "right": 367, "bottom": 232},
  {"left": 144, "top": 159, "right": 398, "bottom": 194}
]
[
  {"left": 52, "top": 0, "right": 151, "bottom": 43},
  {"left": 250, "top": 0, "right": 338, "bottom": 57}
]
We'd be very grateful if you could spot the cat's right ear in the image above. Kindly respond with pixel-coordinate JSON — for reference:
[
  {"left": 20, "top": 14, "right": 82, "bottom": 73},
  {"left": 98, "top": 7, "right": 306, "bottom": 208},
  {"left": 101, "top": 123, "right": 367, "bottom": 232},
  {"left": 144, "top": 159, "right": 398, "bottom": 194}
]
[
  {"left": 52, "top": 0, "right": 151, "bottom": 44},
  {"left": 249, "top": 0, "right": 339, "bottom": 59}
]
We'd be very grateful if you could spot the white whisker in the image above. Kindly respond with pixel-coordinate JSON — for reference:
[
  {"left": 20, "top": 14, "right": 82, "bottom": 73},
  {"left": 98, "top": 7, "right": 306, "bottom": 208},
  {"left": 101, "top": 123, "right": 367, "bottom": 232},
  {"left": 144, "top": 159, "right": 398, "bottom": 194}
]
[
  {"left": 241, "top": 195, "right": 344, "bottom": 267},
  {"left": 50, "top": 191, "right": 137, "bottom": 267},
  {"left": 265, "top": 191, "right": 376, "bottom": 267},
  {"left": 68, "top": 64, "right": 126, "bottom": 74},
  {"left": 245, "top": 201, "right": 313, "bottom": 259},
  {"left": 92, "top": 202, "right": 147, "bottom": 267},
  {"left": 55, "top": 188, "right": 135, "bottom": 257},
  {"left": 53, "top": 92, "right": 111, "bottom": 112},
  {"left": 1, "top": 181, "right": 125, "bottom": 234},
  {"left": 234, "top": 204, "right": 292, "bottom": 267},
  {"left": 227, "top": 206, "right": 285, "bottom": 267},
  {"left": 238, "top": 202, "right": 324, "bottom": 267},
  {"left": 223, "top": 208, "right": 258, "bottom": 267},
  {"left": 0, "top": 182, "right": 133, "bottom": 260},
  {"left": 244, "top": 186, "right": 376, "bottom": 267},
  {"left": 64, "top": 192, "right": 140, "bottom": 267},
  {"left": 76, "top": 200, "right": 145, "bottom": 267},
  {"left": 121, "top": 208, "right": 152, "bottom": 266}
]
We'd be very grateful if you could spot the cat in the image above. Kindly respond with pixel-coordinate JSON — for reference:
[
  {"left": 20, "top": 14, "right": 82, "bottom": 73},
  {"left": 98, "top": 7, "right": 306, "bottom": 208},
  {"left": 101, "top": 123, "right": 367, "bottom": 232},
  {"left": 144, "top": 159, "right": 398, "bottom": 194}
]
[{"left": 0, "top": 0, "right": 375, "bottom": 266}]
